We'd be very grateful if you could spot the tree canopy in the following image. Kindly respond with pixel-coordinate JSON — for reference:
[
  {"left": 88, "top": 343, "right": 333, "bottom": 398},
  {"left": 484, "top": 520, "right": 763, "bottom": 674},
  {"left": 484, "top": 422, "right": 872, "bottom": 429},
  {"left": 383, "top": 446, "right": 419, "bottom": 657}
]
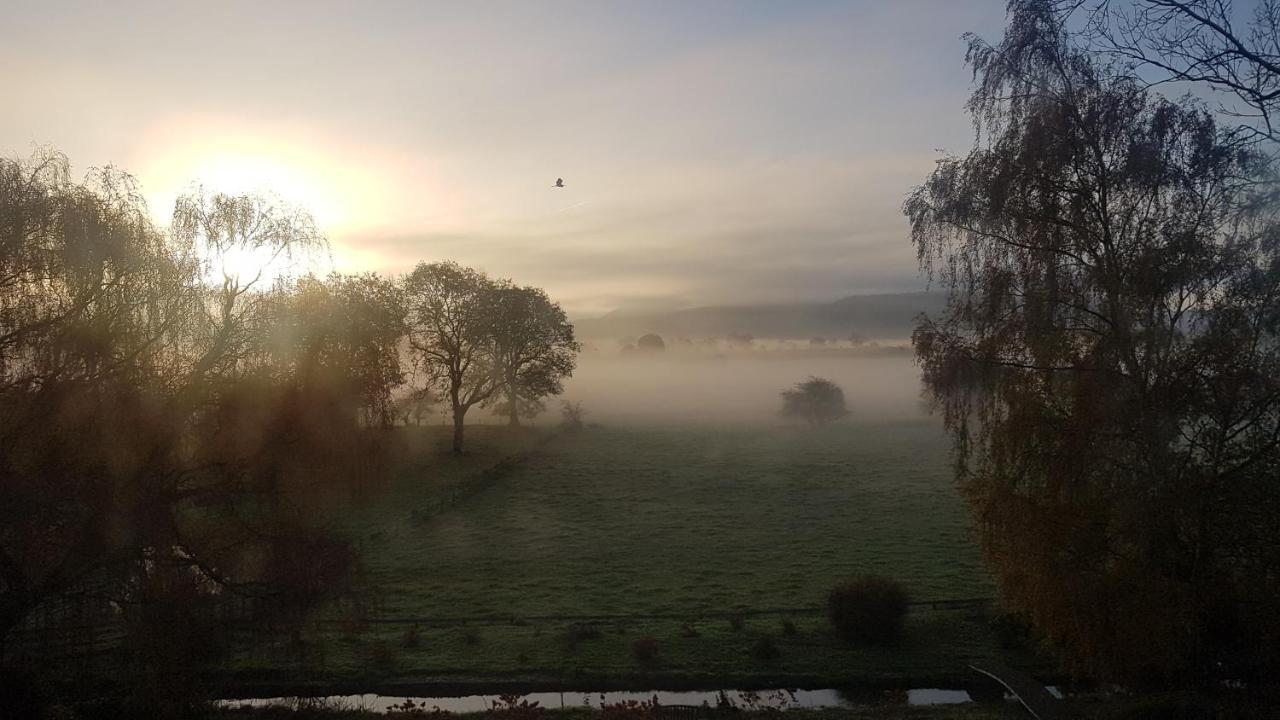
[
  {"left": 484, "top": 283, "right": 580, "bottom": 426},
  {"left": 0, "top": 151, "right": 382, "bottom": 692},
  {"left": 907, "top": 0, "right": 1280, "bottom": 685}
]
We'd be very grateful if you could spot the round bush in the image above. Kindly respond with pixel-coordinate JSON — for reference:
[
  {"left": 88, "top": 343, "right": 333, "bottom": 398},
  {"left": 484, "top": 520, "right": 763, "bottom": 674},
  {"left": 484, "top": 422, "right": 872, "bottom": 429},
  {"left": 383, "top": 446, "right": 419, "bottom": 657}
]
[
  {"left": 827, "top": 577, "right": 908, "bottom": 645},
  {"left": 632, "top": 637, "right": 660, "bottom": 664},
  {"left": 750, "top": 637, "right": 781, "bottom": 663}
]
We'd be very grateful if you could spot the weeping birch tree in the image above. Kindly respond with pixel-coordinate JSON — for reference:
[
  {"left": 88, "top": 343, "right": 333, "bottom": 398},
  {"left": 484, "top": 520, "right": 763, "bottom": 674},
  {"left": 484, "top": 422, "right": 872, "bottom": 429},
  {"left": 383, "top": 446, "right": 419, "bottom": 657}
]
[{"left": 906, "top": 0, "right": 1280, "bottom": 684}]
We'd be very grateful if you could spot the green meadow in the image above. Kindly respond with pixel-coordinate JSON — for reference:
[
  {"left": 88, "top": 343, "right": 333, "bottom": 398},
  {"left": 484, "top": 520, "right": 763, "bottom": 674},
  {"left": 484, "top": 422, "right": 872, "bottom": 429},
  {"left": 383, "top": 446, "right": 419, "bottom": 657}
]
[{"left": 227, "top": 420, "right": 1046, "bottom": 691}]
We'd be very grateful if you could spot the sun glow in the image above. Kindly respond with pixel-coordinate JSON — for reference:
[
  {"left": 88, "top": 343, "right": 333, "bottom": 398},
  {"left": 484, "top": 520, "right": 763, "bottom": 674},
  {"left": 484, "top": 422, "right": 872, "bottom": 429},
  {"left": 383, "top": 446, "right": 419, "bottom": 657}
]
[
  {"left": 204, "top": 241, "right": 320, "bottom": 289},
  {"left": 133, "top": 116, "right": 399, "bottom": 238}
]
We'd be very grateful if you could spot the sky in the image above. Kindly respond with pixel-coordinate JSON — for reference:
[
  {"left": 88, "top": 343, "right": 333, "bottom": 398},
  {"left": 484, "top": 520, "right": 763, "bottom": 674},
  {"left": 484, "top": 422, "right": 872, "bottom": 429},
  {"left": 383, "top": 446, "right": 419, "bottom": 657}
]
[{"left": 2, "top": 1, "right": 1007, "bottom": 317}]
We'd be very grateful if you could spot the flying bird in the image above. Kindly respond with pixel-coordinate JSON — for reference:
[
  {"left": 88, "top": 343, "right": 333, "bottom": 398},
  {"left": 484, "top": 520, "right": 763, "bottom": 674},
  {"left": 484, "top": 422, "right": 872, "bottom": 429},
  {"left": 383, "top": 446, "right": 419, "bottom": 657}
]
[{"left": 553, "top": 178, "right": 565, "bottom": 188}]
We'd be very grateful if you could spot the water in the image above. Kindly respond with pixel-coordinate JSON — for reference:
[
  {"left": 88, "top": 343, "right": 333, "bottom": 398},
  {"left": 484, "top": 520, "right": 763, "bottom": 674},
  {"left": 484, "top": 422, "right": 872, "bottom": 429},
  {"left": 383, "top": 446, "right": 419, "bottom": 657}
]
[{"left": 221, "top": 687, "right": 979, "bottom": 713}]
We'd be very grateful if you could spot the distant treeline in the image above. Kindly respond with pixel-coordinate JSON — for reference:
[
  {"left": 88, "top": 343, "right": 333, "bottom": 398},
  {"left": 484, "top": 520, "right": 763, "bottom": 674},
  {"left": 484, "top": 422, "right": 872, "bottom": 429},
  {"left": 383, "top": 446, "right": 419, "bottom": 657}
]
[{"left": 573, "top": 292, "right": 945, "bottom": 343}]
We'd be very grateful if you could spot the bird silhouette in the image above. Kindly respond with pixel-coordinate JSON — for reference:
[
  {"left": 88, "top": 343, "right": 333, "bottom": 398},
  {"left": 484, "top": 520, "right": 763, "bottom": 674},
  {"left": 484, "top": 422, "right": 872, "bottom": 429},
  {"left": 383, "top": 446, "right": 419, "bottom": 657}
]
[{"left": 554, "top": 178, "right": 565, "bottom": 188}]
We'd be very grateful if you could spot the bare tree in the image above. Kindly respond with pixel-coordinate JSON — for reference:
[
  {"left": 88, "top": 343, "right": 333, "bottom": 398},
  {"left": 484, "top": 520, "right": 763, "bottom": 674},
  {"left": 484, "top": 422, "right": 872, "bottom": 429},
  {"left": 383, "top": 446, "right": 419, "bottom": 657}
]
[
  {"left": 403, "top": 261, "right": 500, "bottom": 452},
  {"left": 1086, "top": 0, "right": 1280, "bottom": 145}
]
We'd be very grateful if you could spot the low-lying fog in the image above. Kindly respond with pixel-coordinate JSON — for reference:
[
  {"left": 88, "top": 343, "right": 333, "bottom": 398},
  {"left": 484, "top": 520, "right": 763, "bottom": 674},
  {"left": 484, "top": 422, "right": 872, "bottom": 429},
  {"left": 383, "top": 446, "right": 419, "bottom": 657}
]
[{"left": 534, "top": 342, "right": 929, "bottom": 425}]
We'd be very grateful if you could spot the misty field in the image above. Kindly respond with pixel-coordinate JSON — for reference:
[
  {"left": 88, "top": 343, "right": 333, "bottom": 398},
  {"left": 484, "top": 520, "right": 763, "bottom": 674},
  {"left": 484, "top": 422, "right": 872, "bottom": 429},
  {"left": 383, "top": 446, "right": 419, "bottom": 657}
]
[
  {"left": 228, "top": 417, "right": 1043, "bottom": 689},
  {"left": 365, "top": 421, "right": 986, "bottom": 617}
]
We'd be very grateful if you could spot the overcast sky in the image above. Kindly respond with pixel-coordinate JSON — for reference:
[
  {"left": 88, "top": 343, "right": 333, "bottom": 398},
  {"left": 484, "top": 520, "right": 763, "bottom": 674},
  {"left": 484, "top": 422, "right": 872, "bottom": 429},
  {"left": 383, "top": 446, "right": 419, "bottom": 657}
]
[{"left": 2, "top": 1, "right": 1007, "bottom": 316}]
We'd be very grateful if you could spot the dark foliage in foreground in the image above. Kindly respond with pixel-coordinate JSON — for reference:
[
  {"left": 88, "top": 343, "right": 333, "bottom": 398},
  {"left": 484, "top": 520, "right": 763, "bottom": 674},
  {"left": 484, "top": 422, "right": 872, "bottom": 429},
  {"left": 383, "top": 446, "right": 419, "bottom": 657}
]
[
  {"left": 908, "top": 0, "right": 1280, "bottom": 686},
  {"left": 827, "top": 577, "right": 908, "bottom": 646}
]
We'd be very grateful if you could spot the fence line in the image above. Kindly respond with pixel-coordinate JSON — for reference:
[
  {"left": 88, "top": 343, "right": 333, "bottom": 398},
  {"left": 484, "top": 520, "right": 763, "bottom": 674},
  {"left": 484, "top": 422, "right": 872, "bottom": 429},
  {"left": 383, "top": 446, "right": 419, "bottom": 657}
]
[{"left": 305, "top": 597, "right": 995, "bottom": 629}]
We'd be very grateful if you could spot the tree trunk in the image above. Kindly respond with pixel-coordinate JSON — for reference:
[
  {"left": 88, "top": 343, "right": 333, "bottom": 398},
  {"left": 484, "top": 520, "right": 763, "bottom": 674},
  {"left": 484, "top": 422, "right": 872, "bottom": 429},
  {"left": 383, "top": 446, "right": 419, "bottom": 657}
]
[
  {"left": 507, "top": 384, "right": 520, "bottom": 427},
  {"left": 452, "top": 407, "right": 466, "bottom": 453}
]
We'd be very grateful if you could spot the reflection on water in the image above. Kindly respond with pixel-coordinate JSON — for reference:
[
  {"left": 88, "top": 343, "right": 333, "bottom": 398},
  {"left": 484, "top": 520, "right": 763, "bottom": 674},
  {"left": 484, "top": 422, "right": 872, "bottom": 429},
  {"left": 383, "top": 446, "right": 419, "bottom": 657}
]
[
  {"left": 222, "top": 687, "right": 983, "bottom": 713},
  {"left": 906, "top": 689, "right": 971, "bottom": 705}
]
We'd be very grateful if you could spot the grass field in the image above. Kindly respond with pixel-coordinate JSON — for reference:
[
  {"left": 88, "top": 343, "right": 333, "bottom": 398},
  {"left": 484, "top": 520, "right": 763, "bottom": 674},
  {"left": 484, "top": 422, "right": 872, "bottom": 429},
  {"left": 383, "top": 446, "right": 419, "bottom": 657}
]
[
  {"left": 225, "top": 419, "right": 1049, "bottom": 692},
  {"left": 363, "top": 421, "right": 988, "bottom": 617}
]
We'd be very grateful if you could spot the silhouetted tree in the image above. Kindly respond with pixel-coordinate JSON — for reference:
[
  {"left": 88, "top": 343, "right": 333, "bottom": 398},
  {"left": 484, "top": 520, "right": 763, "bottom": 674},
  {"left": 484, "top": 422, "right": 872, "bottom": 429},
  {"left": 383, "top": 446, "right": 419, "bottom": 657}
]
[
  {"left": 636, "top": 333, "right": 665, "bottom": 351},
  {"left": 561, "top": 400, "right": 587, "bottom": 432},
  {"left": 906, "top": 0, "right": 1280, "bottom": 684},
  {"left": 395, "top": 385, "right": 435, "bottom": 426},
  {"left": 171, "top": 186, "right": 326, "bottom": 380},
  {"left": 0, "top": 151, "right": 361, "bottom": 703},
  {"left": 779, "top": 376, "right": 849, "bottom": 427},
  {"left": 484, "top": 283, "right": 580, "bottom": 426},
  {"left": 403, "top": 261, "right": 499, "bottom": 452},
  {"left": 261, "top": 272, "right": 407, "bottom": 428}
]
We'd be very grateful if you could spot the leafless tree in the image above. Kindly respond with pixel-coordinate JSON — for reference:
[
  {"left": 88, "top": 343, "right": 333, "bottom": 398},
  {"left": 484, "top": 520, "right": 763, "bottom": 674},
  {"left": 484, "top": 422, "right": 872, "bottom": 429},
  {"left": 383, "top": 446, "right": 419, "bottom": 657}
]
[{"left": 1084, "top": 0, "right": 1280, "bottom": 145}]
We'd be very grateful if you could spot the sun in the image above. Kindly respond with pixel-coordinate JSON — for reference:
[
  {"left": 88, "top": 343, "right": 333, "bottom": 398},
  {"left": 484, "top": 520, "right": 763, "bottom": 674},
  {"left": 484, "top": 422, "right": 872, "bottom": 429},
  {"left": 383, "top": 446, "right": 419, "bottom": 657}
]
[
  {"left": 187, "top": 151, "right": 348, "bottom": 229},
  {"left": 133, "top": 117, "right": 395, "bottom": 238},
  {"left": 206, "top": 240, "right": 313, "bottom": 288},
  {"left": 132, "top": 116, "right": 439, "bottom": 283}
]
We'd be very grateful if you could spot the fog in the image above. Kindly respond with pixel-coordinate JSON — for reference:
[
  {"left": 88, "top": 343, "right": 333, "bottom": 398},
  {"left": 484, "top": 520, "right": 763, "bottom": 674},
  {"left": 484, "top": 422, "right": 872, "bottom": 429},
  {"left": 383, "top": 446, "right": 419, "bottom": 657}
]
[{"left": 550, "top": 345, "right": 928, "bottom": 425}]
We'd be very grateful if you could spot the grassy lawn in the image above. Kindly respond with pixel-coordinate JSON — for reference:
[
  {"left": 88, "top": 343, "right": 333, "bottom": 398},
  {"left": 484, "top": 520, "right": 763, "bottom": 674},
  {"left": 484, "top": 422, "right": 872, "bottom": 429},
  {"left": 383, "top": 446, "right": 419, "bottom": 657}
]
[{"left": 223, "top": 419, "right": 1051, "bottom": 692}]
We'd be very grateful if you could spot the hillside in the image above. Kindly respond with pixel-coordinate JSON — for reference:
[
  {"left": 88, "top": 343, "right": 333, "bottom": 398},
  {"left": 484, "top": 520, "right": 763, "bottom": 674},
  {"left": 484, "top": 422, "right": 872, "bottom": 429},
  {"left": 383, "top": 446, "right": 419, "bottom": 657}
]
[{"left": 573, "top": 291, "right": 945, "bottom": 342}]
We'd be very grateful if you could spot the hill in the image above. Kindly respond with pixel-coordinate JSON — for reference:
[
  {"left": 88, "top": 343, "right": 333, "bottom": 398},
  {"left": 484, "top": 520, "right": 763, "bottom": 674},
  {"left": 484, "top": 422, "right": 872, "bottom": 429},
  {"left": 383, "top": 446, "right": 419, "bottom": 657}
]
[{"left": 573, "top": 291, "right": 945, "bottom": 342}]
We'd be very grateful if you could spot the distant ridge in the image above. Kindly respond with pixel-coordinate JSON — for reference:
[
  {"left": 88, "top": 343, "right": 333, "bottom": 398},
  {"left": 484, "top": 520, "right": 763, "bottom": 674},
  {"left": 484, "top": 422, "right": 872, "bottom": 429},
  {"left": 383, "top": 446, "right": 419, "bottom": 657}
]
[{"left": 573, "top": 291, "right": 945, "bottom": 341}]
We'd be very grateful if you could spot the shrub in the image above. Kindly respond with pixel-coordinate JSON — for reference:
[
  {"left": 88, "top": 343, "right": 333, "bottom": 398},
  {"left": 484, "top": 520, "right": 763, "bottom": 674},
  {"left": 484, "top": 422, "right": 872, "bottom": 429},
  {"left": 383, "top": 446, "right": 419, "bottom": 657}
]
[
  {"left": 827, "top": 577, "right": 908, "bottom": 645},
  {"left": 599, "top": 696, "right": 659, "bottom": 720},
  {"left": 750, "top": 637, "right": 780, "bottom": 663},
  {"left": 489, "top": 694, "right": 545, "bottom": 720},
  {"left": 990, "top": 611, "right": 1032, "bottom": 650},
  {"left": 632, "top": 637, "right": 659, "bottom": 665}
]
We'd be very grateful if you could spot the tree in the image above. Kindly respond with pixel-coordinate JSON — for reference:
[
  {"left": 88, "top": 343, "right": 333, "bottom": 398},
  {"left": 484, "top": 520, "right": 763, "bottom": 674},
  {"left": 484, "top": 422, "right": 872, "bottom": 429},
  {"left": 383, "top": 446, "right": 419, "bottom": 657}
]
[
  {"left": 395, "top": 385, "right": 435, "bottom": 426},
  {"left": 484, "top": 283, "right": 580, "bottom": 426},
  {"left": 561, "top": 400, "right": 587, "bottom": 432},
  {"left": 905, "top": 0, "right": 1280, "bottom": 684},
  {"left": 171, "top": 187, "right": 327, "bottom": 381},
  {"left": 0, "top": 150, "right": 362, "bottom": 703},
  {"left": 1086, "top": 0, "right": 1280, "bottom": 145},
  {"left": 779, "top": 376, "right": 850, "bottom": 427},
  {"left": 403, "top": 261, "right": 500, "bottom": 453},
  {"left": 636, "top": 333, "right": 666, "bottom": 351},
  {"left": 262, "top": 272, "right": 407, "bottom": 428},
  {"left": 1, "top": 149, "right": 192, "bottom": 649}
]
